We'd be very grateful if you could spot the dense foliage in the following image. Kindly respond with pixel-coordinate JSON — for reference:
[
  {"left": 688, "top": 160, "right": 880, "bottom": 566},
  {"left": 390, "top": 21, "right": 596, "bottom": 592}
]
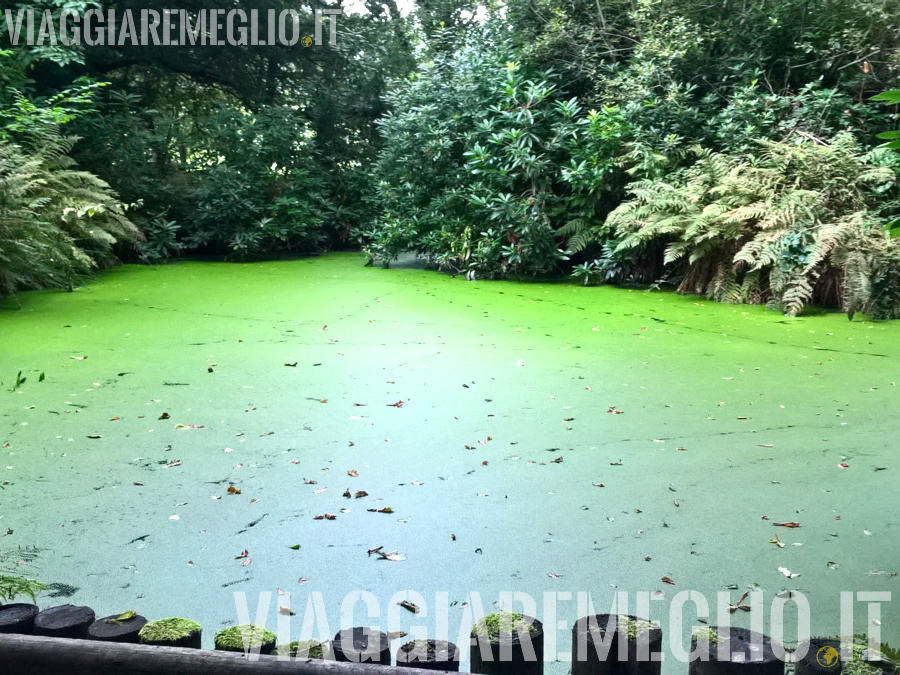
[{"left": 2, "top": 0, "right": 900, "bottom": 316}]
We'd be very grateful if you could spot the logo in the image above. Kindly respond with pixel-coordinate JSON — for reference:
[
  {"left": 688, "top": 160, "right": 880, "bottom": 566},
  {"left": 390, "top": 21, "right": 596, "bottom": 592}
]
[
  {"left": 301, "top": 35, "right": 313, "bottom": 47},
  {"left": 817, "top": 646, "right": 840, "bottom": 668}
]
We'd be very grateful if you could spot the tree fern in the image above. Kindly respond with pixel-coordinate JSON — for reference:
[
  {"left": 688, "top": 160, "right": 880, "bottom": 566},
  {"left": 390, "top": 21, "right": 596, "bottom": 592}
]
[
  {"left": 0, "top": 134, "right": 141, "bottom": 299},
  {"left": 606, "top": 133, "right": 900, "bottom": 315}
]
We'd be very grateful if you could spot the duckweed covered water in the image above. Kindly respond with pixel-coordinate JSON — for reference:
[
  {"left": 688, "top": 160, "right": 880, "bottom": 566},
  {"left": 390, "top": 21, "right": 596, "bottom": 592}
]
[{"left": 1, "top": 253, "right": 898, "bottom": 672}]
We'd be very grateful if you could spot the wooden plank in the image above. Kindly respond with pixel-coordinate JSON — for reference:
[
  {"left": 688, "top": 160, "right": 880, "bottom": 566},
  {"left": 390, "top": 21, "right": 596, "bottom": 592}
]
[{"left": 0, "top": 633, "right": 456, "bottom": 674}]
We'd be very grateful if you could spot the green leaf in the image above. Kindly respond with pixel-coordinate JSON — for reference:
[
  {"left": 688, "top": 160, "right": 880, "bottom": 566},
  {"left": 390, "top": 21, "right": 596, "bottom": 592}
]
[
  {"left": 876, "top": 130, "right": 900, "bottom": 140},
  {"left": 289, "top": 544, "right": 301, "bottom": 550},
  {"left": 870, "top": 90, "right": 900, "bottom": 104}
]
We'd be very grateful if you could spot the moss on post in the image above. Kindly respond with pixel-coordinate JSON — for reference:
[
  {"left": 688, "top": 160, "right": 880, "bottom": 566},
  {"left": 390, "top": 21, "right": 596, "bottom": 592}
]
[
  {"left": 472, "top": 612, "right": 538, "bottom": 644},
  {"left": 214, "top": 624, "right": 277, "bottom": 654},
  {"left": 138, "top": 617, "right": 202, "bottom": 649},
  {"left": 274, "top": 639, "right": 324, "bottom": 658}
]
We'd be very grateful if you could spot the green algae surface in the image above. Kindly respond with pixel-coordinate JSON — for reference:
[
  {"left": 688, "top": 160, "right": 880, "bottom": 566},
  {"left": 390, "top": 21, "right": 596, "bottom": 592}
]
[{"left": 2, "top": 253, "right": 899, "bottom": 673}]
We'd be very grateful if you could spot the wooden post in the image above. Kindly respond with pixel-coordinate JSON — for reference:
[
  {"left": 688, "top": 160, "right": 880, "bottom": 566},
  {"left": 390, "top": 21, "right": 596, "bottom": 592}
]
[
  {"left": 688, "top": 627, "right": 783, "bottom": 675},
  {"left": 0, "top": 603, "right": 38, "bottom": 634},
  {"left": 0, "top": 633, "right": 457, "bottom": 674},
  {"left": 795, "top": 639, "right": 842, "bottom": 675},
  {"left": 88, "top": 614, "right": 148, "bottom": 643},
  {"left": 332, "top": 627, "right": 391, "bottom": 664},
  {"left": 396, "top": 639, "right": 460, "bottom": 671},
  {"left": 33, "top": 604, "right": 96, "bottom": 639},
  {"left": 571, "top": 613, "right": 663, "bottom": 675},
  {"left": 470, "top": 614, "right": 544, "bottom": 674},
  {"left": 795, "top": 637, "right": 898, "bottom": 675}
]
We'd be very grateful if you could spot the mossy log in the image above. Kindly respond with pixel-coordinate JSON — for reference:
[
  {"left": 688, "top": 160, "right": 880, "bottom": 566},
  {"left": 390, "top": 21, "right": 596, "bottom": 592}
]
[{"left": 0, "top": 633, "right": 458, "bottom": 674}]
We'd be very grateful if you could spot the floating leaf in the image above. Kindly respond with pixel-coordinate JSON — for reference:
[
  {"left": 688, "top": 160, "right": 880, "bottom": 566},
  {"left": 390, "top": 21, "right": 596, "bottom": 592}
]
[
  {"left": 289, "top": 545, "right": 300, "bottom": 550},
  {"left": 235, "top": 549, "right": 249, "bottom": 559},
  {"left": 592, "top": 482, "right": 605, "bottom": 487},
  {"left": 387, "top": 400, "right": 405, "bottom": 408},
  {"left": 354, "top": 490, "right": 368, "bottom": 498},
  {"left": 607, "top": 406, "right": 624, "bottom": 414},
  {"left": 550, "top": 456, "right": 564, "bottom": 463},
  {"left": 398, "top": 600, "right": 419, "bottom": 614},
  {"left": 279, "top": 606, "right": 296, "bottom": 615},
  {"left": 548, "top": 572, "right": 562, "bottom": 579},
  {"left": 348, "top": 469, "right": 359, "bottom": 477},
  {"left": 165, "top": 459, "right": 183, "bottom": 468},
  {"left": 227, "top": 486, "right": 241, "bottom": 495},
  {"left": 769, "top": 535, "right": 785, "bottom": 548},
  {"left": 661, "top": 576, "right": 676, "bottom": 585},
  {"left": 314, "top": 513, "right": 337, "bottom": 520},
  {"left": 778, "top": 566, "right": 801, "bottom": 578},
  {"left": 367, "top": 507, "right": 394, "bottom": 514},
  {"left": 773, "top": 521, "right": 800, "bottom": 528},
  {"left": 158, "top": 412, "right": 170, "bottom": 420}
]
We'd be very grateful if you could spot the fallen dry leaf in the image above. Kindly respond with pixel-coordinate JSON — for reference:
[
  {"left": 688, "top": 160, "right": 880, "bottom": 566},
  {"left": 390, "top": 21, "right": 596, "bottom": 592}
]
[
  {"left": 661, "top": 576, "right": 676, "bottom": 585},
  {"left": 367, "top": 507, "right": 394, "bottom": 514},
  {"left": 398, "top": 600, "right": 419, "bottom": 614},
  {"left": 227, "top": 486, "right": 241, "bottom": 495},
  {"left": 387, "top": 401, "right": 405, "bottom": 408},
  {"left": 314, "top": 513, "right": 337, "bottom": 520},
  {"left": 774, "top": 522, "right": 801, "bottom": 528},
  {"left": 235, "top": 550, "right": 249, "bottom": 559},
  {"left": 348, "top": 469, "right": 359, "bottom": 477}
]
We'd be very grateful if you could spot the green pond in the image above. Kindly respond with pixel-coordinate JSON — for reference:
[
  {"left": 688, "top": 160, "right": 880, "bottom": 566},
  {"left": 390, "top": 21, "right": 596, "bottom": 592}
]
[{"left": 1, "top": 252, "right": 898, "bottom": 671}]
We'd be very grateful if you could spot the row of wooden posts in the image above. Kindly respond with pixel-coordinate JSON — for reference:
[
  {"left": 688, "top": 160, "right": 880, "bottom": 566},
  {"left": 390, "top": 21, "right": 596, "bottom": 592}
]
[{"left": 0, "top": 601, "right": 890, "bottom": 674}]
